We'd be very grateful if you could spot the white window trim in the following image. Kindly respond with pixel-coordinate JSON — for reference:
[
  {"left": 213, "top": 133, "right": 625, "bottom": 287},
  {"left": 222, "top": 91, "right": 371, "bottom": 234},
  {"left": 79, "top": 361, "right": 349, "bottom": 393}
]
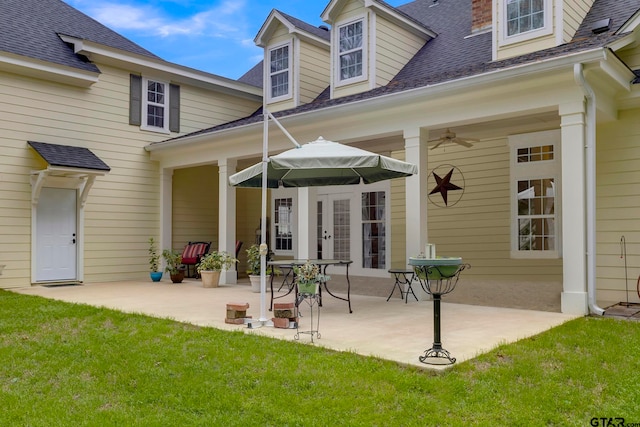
[
  {"left": 271, "top": 188, "right": 297, "bottom": 257},
  {"left": 508, "top": 129, "right": 561, "bottom": 259},
  {"left": 333, "top": 13, "right": 369, "bottom": 88},
  {"left": 141, "top": 77, "right": 170, "bottom": 134},
  {"left": 498, "top": 0, "right": 553, "bottom": 47},
  {"left": 266, "top": 41, "right": 293, "bottom": 103}
]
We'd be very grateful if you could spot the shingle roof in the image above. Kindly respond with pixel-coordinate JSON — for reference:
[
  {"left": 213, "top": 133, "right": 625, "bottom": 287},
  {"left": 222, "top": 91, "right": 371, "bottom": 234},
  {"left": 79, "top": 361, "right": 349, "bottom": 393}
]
[
  {"left": 28, "top": 141, "right": 111, "bottom": 172},
  {"left": 161, "top": 0, "right": 639, "bottom": 143},
  {"left": 237, "top": 61, "right": 264, "bottom": 88},
  {"left": 0, "top": 0, "right": 160, "bottom": 73},
  {"left": 276, "top": 10, "right": 331, "bottom": 41}
]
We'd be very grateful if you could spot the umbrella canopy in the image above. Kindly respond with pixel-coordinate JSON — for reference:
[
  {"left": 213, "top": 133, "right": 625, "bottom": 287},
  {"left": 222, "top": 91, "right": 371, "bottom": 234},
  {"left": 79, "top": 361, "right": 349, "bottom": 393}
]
[{"left": 229, "top": 136, "right": 418, "bottom": 188}]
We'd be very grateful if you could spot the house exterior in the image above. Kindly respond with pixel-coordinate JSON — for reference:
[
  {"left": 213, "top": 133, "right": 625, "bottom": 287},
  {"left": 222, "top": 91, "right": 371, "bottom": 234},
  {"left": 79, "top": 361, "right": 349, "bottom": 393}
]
[
  {"left": 147, "top": 0, "right": 640, "bottom": 316},
  {"left": 3, "top": 0, "right": 640, "bottom": 317},
  {"left": 0, "top": 0, "right": 261, "bottom": 287}
]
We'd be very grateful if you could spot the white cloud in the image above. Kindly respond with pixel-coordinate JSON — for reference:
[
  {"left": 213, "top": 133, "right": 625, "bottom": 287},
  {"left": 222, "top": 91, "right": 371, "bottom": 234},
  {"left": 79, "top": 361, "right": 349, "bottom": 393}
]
[{"left": 72, "top": 0, "right": 250, "bottom": 40}]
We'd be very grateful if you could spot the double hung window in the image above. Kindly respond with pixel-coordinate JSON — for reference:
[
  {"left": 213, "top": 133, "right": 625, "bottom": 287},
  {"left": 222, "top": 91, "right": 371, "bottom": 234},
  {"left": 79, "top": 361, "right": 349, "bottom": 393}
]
[
  {"left": 269, "top": 44, "right": 290, "bottom": 100},
  {"left": 506, "top": 0, "right": 545, "bottom": 36},
  {"left": 337, "top": 17, "right": 366, "bottom": 83}
]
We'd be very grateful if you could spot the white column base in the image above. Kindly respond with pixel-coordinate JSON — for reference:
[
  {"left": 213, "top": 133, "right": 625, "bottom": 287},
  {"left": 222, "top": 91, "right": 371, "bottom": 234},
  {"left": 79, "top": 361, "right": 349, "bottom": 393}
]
[{"left": 561, "top": 291, "right": 588, "bottom": 315}]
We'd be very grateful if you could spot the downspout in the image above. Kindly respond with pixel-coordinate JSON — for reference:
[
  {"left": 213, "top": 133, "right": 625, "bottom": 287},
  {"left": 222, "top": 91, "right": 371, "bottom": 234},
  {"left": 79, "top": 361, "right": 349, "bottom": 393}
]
[{"left": 573, "top": 63, "right": 604, "bottom": 316}]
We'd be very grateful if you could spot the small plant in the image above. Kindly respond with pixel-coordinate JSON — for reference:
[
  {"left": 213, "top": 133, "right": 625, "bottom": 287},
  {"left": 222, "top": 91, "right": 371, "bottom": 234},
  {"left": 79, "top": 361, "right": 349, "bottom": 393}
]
[
  {"left": 197, "top": 251, "right": 237, "bottom": 273},
  {"left": 293, "top": 260, "right": 329, "bottom": 284},
  {"left": 148, "top": 237, "right": 160, "bottom": 272},
  {"left": 245, "top": 244, "right": 261, "bottom": 275},
  {"left": 245, "top": 244, "right": 280, "bottom": 276},
  {"left": 162, "top": 249, "right": 183, "bottom": 274}
]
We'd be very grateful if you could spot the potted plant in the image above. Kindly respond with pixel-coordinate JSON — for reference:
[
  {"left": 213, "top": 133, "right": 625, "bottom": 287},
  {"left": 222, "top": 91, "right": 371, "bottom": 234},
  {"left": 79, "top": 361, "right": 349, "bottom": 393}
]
[
  {"left": 245, "top": 244, "right": 281, "bottom": 292},
  {"left": 148, "top": 237, "right": 162, "bottom": 282},
  {"left": 162, "top": 249, "right": 185, "bottom": 283},
  {"left": 197, "top": 250, "right": 237, "bottom": 288},
  {"left": 293, "top": 260, "right": 330, "bottom": 295}
]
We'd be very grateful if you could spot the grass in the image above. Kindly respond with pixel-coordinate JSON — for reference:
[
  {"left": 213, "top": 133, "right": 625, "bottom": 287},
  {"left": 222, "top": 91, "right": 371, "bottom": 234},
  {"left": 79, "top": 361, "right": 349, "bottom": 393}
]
[{"left": 1, "top": 290, "right": 640, "bottom": 426}]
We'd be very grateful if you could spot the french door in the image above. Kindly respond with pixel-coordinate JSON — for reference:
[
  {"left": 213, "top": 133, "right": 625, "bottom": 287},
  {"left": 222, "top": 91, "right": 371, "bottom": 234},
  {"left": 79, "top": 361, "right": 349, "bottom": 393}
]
[{"left": 316, "top": 194, "right": 351, "bottom": 260}]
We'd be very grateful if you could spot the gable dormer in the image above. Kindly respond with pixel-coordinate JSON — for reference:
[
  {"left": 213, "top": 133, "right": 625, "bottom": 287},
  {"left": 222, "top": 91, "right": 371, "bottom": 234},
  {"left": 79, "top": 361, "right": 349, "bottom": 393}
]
[
  {"left": 321, "top": 0, "right": 436, "bottom": 100},
  {"left": 491, "top": 0, "right": 596, "bottom": 60},
  {"left": 255, "top": 9, "right": 331, "bottom": 113}
]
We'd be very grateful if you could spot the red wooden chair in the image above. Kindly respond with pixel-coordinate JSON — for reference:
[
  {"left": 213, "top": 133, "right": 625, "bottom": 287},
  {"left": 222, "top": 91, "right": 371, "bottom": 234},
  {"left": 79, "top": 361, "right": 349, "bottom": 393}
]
[{"left": 181, "top": 242, "right": 211, "bottom": 278}]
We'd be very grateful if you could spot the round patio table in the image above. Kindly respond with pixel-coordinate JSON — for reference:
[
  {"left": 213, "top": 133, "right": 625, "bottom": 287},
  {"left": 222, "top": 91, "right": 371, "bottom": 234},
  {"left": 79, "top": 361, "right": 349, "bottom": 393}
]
[{"left": 409, "top": 257, "right": 469, "bottom": 365}]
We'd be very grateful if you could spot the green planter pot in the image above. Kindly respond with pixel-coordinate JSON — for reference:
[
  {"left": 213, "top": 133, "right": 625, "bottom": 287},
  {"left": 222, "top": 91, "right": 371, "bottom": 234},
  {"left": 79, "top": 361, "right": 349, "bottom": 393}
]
[{"left": 297, "top": 280, "right": 318, "bottom": 295}]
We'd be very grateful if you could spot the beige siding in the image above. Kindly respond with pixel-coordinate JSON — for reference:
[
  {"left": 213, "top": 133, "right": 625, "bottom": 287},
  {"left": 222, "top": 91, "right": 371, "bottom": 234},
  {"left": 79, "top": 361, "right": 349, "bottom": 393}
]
[
  {"left": 426, "top": 138, "right": 562, "bottom": 283},
  {"left": 390, "top": 150, "right": 407, "bottom": 268},
  {"left": 375, "top": 16, "right": 425, "bottom": 87},
  {"left": 595, "top": 108, "right": 640, "bottom": 304},
  {"left": 496, "top": 34, "right": 556, "bottom": 60},
  {"left": 0, "top": 63, "right": 259, "bottom": 288},
  {"left": 562, "top": 0, "right": 594, "bottom": 43},
  {"left": 299, "top": 42, "right": 330, "bottom": 105},
  {"left": 336, "top": 0, "right": 365, "bottom": 20}
]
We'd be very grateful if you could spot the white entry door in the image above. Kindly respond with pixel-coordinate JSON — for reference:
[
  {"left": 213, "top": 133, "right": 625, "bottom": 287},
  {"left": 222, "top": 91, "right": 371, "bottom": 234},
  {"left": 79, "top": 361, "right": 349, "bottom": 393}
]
[
  {"left": 36, "top": 188, "right": 77, "bottom": 281},
  {"left": 316, "top": 194, "right": 351, "bottom": 260}
]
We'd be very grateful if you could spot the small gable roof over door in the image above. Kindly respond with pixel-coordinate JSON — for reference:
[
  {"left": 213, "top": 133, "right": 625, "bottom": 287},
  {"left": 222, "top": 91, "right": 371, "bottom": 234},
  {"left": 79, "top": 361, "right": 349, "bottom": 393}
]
[{"left": 28, "top": 141, "right": 110, "bottom": 172}]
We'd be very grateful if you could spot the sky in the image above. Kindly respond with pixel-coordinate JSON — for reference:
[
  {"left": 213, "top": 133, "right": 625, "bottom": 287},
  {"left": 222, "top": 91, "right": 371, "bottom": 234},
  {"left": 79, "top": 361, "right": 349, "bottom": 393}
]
[{"left": 65, "top": 0, "right": 405, "bottom": 80}]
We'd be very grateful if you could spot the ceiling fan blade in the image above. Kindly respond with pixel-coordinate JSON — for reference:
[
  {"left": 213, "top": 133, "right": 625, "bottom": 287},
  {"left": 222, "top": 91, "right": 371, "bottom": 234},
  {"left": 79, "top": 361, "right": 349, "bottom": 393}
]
[
  {"left": 430, "top": 139, "right": 445, "bottom": 150},
  {"left": 452, "top": 138, "right": 474, "bottom": 148}
]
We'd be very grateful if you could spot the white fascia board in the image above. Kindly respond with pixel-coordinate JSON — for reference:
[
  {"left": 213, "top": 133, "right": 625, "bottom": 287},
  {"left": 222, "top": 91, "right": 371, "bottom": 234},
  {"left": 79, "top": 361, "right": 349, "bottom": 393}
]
[
  {"left": 363, "top": 0, "right": 437, "bottom": 39},
  {"left": 145, "top": 120, "right": 264, "bottom": 152},
  {"left": 600, "top": 49, "right": 634, "bottom": 91},
  {"left": 59, "top": 35, "right": 262, "bottom": 100},
  {"left": 149, "top": 48, "right": 610, "bottom": 151},
  {"left": 0, "top": 52, "right": 99, "bottom": 86},
  {"left": 617, "top": 9, "right": 640, "bottom": 34}
]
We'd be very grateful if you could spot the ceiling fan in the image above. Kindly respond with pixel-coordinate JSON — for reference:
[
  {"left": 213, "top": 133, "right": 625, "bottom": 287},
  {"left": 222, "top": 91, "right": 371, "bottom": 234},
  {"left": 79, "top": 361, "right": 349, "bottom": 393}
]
[{"left": 429, "top": 128, "right": 478, "bottom": 150}]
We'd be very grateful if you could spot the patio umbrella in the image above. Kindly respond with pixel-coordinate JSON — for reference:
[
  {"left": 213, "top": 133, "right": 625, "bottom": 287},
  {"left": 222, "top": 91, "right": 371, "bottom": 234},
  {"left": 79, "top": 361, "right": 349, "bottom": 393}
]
[
  {"left": 229, "top": 136, "right": 418, "bottom": 188},
  {"left": 229, "top": 123, "right": 418, "bottom": 327}
]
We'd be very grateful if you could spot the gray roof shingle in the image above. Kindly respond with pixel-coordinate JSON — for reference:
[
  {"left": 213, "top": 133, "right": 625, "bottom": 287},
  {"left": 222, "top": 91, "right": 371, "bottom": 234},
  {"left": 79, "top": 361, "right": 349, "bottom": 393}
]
[
  {"left": 0, "top": 0, "right": 160, "bottom": 73},
  {"left": 28, "top": 141, "right": 111, "bottom": 171}
]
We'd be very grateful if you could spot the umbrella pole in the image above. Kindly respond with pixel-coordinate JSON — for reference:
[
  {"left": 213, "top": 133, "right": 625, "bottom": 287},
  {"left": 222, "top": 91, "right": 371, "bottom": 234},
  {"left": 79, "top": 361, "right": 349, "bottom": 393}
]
[{"left": 249, "top": 111, "right": 271, "bottom": 328}]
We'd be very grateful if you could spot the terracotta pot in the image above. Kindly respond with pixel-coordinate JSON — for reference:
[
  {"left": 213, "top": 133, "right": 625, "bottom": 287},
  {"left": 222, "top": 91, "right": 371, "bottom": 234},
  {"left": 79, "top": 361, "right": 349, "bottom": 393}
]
[
  {"left": 170, "top": 270, "right": 184, "bottom": 284},
  {"left": 200, "top": 270, "right": 221, "bottom": 288}
]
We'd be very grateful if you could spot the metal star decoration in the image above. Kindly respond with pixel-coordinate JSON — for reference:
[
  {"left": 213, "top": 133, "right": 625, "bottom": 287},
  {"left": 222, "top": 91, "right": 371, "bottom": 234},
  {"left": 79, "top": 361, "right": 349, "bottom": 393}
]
[{"left": 429, "top": 168, "right": 463, "bottom": 206}]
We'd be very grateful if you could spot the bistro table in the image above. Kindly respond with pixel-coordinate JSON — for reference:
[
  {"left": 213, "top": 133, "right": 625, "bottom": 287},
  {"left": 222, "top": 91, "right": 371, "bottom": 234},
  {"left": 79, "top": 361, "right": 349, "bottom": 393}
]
[
  {"left": 409, "top": 256, "right": 469, "bottom": 365},
  {"left": 268, "top": 259, "right": 353, "bottom": 313}
]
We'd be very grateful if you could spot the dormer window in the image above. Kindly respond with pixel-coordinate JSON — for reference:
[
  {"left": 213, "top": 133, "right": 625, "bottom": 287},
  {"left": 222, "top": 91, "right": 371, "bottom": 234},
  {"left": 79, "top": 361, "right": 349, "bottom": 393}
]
[
  {"left": 335, "top": 15, "right": 368, "bottom": 85},
  {"left": 499, "top": 0, "right": 552, "bottom": 46},
  {"left": 506, "top": 0, "right": 544, "bottom": 36},
  {"left": 268, "top": 43, "right": 291, "bottom": 101}
]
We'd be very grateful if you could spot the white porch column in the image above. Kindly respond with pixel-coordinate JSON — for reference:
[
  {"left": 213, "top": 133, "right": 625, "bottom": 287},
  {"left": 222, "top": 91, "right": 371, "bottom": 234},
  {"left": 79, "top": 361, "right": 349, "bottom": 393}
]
[
  {"left": 404, "top": 128, "right": 430, "bottom": 300},
  {"left": 297, "top": 187, "right": 316, "bottom": 259},
  {"left": 559, "top": 102, "right": 589, "bottom": 314},
  {"left": 403, "top": 128, "right": 429, "bottom": 258},
  {"left": 218, "top": 159, "right": 237, "bottom": 284},
  {"left": 160, "top": 168, "right": 173, "bottom": 258}
]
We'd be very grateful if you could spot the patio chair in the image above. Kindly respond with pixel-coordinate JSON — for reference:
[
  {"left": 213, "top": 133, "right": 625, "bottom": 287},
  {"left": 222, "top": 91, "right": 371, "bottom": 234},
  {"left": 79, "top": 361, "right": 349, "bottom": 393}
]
[{"left": 181, "top": 241, "right": 211, "bottom": 278}]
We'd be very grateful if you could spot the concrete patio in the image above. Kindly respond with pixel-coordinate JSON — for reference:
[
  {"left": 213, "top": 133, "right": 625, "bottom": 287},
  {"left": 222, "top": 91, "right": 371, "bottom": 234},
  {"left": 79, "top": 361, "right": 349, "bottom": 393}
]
[{"left": 12, "top": 278, "right": 578, "bottom": 370}]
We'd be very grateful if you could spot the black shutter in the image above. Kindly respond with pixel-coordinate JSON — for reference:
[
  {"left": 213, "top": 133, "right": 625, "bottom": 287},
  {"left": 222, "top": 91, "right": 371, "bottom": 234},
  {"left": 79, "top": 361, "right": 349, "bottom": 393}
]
[
  {"left": 169, "top": 84, "right": 180, "bottom": 133},
  {"left": 129, "top": 74, "right": 142, "bottom": 126}
]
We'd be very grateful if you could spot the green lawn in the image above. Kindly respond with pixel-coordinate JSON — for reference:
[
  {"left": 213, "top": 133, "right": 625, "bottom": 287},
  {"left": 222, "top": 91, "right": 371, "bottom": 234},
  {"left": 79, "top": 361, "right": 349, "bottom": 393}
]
[{"left": 1, "top": 290, "right": 639, "bottom": 426}]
